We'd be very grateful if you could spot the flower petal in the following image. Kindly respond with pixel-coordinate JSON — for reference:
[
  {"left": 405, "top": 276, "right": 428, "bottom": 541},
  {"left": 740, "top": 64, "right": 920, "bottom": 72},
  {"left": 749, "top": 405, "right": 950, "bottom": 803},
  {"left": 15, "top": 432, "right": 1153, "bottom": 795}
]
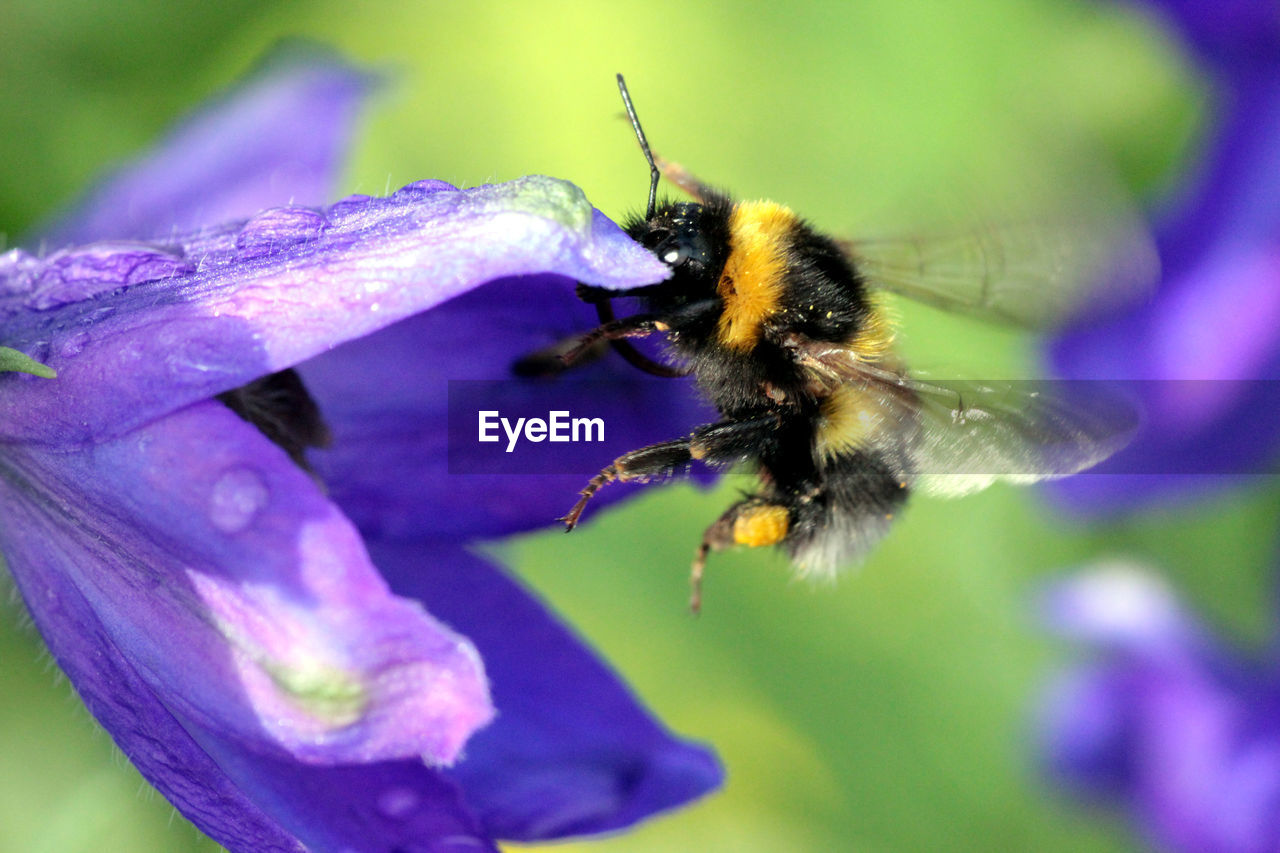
[
  {"left": 1132, "top": 0, "right": 1280, "bottom": 73},
  {"left": 0, "top": 176, "right": 669, "bottom": 449},
  {"left": 1046, "top": 25, "right": 1280, "bottom": 510},
  {"left": 5, "top": 547, "right": 499, "bottom": 853},
  {"left": 35, "top": 43, "right": 377, "bottom": 247},
  {"left": 368, "top": 540, "right": 724, "bottom": 841},
  {"left": 1038, "top": 664, "right": 1135, "bottom": 796},
  {"left": 188, "top": 728, "right": 500, "bottom": 853},
  {"left": 1040, "top": 563, "right": 1202, "bottom": 655},
  {"left": 298, "top": 274, "right": 716, "bottom": 541},
  {"left": 1038, "top": 565, "right": 1280, "bottom": 853},
  {"left": 3, "top": 550, "right": 304, "bottom": 851},
  {"left": 0, "top": 398, "right": 492, "bottom": 766}
]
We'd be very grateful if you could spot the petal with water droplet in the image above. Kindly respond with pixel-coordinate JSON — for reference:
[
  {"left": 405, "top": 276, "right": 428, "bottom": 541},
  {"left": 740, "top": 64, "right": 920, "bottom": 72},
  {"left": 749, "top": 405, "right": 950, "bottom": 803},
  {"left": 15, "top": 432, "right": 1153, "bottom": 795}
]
[
  {"left": 0, "top": 399, "right": 493, "bottom": 767},
  {"left": 0, "top": 176, "right": 668, "bottom": 448}
]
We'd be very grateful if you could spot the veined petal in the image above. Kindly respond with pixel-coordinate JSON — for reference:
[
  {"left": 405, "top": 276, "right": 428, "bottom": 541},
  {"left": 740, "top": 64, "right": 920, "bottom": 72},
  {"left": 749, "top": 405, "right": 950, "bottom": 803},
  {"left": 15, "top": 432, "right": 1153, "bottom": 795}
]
[
  {"left": 35, "top": 43, "right": 378, "bottom": 247},
  {"left": 2, "top": 525, "right": 499, "bottom": 853},
  {"left": 0, "top": 176, "right": 669, "bottom": 449},
  {"left": 0, "top": 399, "right": 492, "bottom": 766},
  {"left": 3, "top": 548, "right": 305, "bottom": 852},
  {"left": 186, "top": 728, "right": 499, "bottom": 853},
  {"left": 370, "top": 541, "right": 724, "bottom": 841}
]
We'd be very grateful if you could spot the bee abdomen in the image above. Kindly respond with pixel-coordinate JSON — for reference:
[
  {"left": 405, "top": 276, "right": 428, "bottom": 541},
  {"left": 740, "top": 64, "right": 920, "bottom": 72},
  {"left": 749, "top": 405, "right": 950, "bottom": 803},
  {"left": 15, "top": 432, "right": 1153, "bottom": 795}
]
[{"left": 784, "top": 450, "right": 912, "bottom": 579}]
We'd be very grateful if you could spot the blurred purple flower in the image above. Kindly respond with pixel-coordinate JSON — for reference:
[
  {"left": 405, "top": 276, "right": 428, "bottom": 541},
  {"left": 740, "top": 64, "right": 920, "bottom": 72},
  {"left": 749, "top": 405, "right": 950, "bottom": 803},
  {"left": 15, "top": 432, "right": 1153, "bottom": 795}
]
[
  {"left": 1038, "top": 564, "right": 1280, "bottom": 852},
  {"left": 1048, "top": 0, "right": 1280, "bottom": 508},
  {"left": 0, "top": 47, "right": 720, "bottom": 851}
]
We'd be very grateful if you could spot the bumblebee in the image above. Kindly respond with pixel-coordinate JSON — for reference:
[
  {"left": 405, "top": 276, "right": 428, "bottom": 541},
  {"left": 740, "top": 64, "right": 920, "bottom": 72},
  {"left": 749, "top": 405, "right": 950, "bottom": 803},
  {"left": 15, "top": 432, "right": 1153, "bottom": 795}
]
[{"left": 559, "top": 75, "right": 1146, "bottom": 612}]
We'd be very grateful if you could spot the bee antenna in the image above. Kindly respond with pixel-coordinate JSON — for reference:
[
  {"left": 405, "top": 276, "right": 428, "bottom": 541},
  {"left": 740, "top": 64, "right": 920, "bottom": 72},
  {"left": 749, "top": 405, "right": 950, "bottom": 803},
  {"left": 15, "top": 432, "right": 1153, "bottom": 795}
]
[{"left": 616, "top": 73, "right": 659, "bottom": 220}]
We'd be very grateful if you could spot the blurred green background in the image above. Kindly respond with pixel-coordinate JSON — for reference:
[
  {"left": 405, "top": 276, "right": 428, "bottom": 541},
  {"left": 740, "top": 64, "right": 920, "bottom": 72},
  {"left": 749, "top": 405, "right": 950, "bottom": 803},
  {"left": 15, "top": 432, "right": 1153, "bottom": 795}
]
[{"left": 2, "top": 1, "right": 1274, "bottom": 851}]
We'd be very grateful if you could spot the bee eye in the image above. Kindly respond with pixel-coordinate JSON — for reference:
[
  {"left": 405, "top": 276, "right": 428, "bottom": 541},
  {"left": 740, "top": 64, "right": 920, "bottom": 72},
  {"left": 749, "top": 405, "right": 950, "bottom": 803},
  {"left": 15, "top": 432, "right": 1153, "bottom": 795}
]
[
  {"left": 642, "top": 229, "right": 692, "bottom": 268},
  {"left": 641, "top": 229, "right": 671, "bottom": 249},
  {"left": 661, "top": 244, "right": 690, "bottom": 267}
]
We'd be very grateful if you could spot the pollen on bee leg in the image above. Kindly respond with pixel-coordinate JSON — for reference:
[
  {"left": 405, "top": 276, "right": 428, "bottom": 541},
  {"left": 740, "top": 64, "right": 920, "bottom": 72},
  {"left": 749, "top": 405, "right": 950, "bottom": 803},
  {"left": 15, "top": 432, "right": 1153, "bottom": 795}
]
[{"left": 732, "top": 503, "right": 790, "bottom": 548}]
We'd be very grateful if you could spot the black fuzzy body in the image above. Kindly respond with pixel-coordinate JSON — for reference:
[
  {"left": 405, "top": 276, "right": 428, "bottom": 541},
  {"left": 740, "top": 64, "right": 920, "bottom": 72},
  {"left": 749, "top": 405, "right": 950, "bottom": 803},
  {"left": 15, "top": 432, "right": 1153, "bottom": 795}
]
[{"left": 591, "top": 194, "right": 912, "bottom": 577}]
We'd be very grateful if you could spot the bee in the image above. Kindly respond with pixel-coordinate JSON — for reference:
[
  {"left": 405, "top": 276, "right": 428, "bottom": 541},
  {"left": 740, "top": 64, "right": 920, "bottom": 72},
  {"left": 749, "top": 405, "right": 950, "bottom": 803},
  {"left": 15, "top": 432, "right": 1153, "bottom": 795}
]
[{"left": 558, "top": 75, "right": 1148, "bottom": 612}]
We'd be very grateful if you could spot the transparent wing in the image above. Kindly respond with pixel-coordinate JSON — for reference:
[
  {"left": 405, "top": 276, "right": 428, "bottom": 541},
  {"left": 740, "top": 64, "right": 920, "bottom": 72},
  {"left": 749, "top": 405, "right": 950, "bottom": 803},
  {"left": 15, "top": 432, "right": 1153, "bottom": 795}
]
[
  {"left": 898, "top": 369, "right": 1138, "bottom": 497},
  {"left": 839, "top": 209, "right": 1158, "bottom": 329},
  {"left": 785, "top": 335, "right": 1138, "bottom": 497},
  {"left": 650, "top": 152, "right": 1157, "bottom": 330}
]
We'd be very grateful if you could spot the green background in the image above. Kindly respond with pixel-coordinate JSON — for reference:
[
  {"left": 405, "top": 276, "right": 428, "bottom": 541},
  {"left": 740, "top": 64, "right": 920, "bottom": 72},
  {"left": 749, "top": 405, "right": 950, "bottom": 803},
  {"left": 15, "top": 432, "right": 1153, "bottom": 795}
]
[{"left": 2, "top": 1, "right": 1272, "bottom": 851}]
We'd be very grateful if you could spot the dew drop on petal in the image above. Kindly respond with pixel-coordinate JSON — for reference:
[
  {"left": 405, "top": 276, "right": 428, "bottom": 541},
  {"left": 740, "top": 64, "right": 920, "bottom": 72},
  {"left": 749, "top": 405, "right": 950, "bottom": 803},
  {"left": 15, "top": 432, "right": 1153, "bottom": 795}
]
[
  {"left": 58, "top": 331, "right": 90, "bottom": 358},
  {"left": 208, "top": 467, "right": 269, "bottom": 533},
  {"left": 27, "top": 243, "right": 191, "bottom": 310},
  {"left": 235, "top": 206, "right": 329, "bottom": 258},
  {"left": 392, "top": 179, "right": 455, "bottom": 200},
  {"left": 327, "top": 192, "right": 373, "bottom": 222}
]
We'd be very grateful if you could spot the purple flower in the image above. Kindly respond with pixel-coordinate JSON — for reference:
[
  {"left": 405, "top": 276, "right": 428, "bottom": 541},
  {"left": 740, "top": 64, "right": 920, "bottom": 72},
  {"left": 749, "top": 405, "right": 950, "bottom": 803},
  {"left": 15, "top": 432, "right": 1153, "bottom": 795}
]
[
  {"left": 1, "top": 47, "right": 720, "bottom": 851},
  {"left": 1048, "top": 0, "right": 1280, "bottom": 509},
  {"left": 1038, "top": 564, "right": 1280, "bottom": 852}
]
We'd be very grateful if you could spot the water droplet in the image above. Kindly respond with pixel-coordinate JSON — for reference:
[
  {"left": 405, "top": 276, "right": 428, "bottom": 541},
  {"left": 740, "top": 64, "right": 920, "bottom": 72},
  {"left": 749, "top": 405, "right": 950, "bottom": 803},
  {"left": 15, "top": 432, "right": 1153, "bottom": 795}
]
[
  {"left": 376, "top": 787, "right": 419, "bottom": 820},
  {"left": 27, "top": 243, "right": 191, "bottom": 310},
  {"left": 58, "top": 331, "right": 90, "bottom": 358},
  {"left": 392, "top": 179, "right": 455, "bottom": 200},
  {"left": 327, "top": 193, "right": 373, "bottom": 221},
  {"left": 208, "top": 468, "right": 268, "bottom": 533},
  {"left": 235, "top": 207, "right": 328, "bottom": 258}
]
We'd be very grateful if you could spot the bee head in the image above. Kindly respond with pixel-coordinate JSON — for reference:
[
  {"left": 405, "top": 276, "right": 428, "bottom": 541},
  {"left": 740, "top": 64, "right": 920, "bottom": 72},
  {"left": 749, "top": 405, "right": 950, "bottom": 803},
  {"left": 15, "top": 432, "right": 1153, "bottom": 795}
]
[
  {"left": 636, "top": 203, "right": 714, "bottom": 270},
  {"left": 624, "top": 199, "right": 733, "bottom": 313}
]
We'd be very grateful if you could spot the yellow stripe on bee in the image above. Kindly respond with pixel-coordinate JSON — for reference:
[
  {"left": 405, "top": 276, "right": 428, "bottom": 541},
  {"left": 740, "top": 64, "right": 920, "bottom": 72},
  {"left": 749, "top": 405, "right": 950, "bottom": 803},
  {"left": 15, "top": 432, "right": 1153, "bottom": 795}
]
[
  {"left": 848, "top": 294, "right": 896, "bottom": 362},
  {"left": 814, "top": 384, "right": 895, "bottom": 461},
  {"left": 732, "top": 503, "right": 791, "bottom": 548},
  {"left": 716, "top": 201, "right": 796, "bottom": 350}
]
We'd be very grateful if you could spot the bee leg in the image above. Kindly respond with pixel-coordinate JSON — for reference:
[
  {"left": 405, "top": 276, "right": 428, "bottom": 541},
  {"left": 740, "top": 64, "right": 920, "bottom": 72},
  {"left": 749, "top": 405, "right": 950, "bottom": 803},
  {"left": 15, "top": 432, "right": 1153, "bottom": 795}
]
[
  {"left": 690, "top": 499, "right": 791, "bottom": 614},
  {"left": 511, "top": 334, "right": 609, "bottom": 377},
  {"left": 690, "top": 513, "right": 734, "bottom": 615},
  {"left": 562, "top": 413, "right": 779, "bottom": 530},
  {"left": 563, "top": 297, "right": 721, "bottom": 368},
  {"left": 560, "top": 437, "right": 694, "bottom": 530},
  {"left": 561, "top": 313, "right": 668, "bottom": 367},
  {"left": 589, "top": 294, "right": 691, "bottom": 379}
]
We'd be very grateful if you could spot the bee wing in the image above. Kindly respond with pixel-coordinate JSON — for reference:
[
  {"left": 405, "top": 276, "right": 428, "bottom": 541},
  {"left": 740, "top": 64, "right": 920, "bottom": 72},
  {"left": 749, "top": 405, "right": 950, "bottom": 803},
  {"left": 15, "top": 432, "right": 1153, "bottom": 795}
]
[
  {"left": 650, "top": 146, "right": 1156, "bottom": 328},
  {"left": 894, "top": 368, "right": 1138, "bottom": 497},
  {"left": 785, "top": 335, "right": 1137, "bottom": 497},
  {"left": 839, "top": 213, "right": 1158, "bottom": 328}
]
